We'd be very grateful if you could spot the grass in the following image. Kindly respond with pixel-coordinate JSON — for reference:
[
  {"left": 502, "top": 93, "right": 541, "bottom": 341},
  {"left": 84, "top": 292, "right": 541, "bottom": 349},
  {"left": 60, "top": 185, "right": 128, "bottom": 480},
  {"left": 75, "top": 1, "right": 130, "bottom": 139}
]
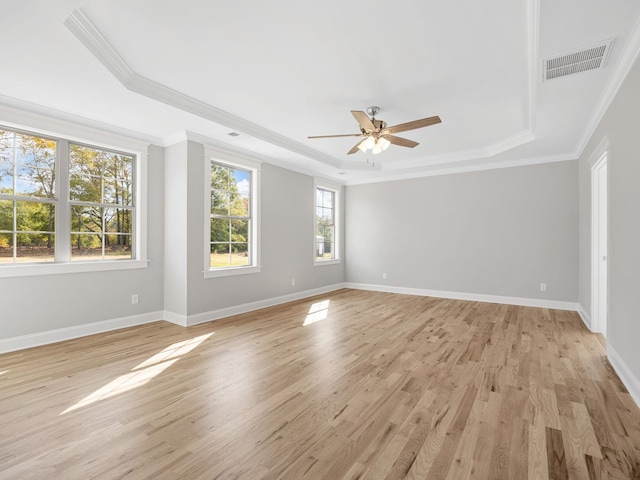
[
  {"left": 0, "top": 246, "right": 131, "bottom": 263},
  {"left": 210, "top": 253, "right": 249, "bottom": 268}
]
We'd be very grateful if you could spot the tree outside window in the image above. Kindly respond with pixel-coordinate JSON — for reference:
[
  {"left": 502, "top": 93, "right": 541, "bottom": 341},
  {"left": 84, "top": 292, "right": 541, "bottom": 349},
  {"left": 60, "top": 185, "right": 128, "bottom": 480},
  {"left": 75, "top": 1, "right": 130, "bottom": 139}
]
[
  {"left": 0, "top": 126, "right": 138, "bottom": 266},
  {"left": 316, "top": 187, "right": 335, "bottom": 261},
  {"left": 0, "top": 130, "right": 56, "bottom": 263},
  {"left": 209, "top": 162, "right": 252, "bottom": 269},
  {"left": 69, "top": 144, "right": 133, "bottom": 261}
]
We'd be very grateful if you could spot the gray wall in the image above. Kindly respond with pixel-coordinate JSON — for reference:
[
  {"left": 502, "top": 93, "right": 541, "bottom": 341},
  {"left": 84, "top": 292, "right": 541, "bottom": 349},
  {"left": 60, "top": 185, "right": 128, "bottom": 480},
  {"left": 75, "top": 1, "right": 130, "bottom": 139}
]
[
  {"left": 162, "top": 142, "right": 344, "bottom": 318},
  {"left": 163, "top": 141, "right": 190, "bottom": 317},
  {"left": 579, "top": 54, "right": 640, "bottom": 383},
  {"left": 0, "top": 145, "right": 166, "bottom": 339},
  {"left": 345, "top": 161, "right": 579, "bottom": 302}
]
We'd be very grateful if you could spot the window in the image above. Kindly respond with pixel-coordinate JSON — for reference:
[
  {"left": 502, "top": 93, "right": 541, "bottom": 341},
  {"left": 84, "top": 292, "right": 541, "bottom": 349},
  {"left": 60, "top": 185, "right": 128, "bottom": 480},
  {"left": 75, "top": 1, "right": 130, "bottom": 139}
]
[
  {"left": 0, "top": 124, "right": 146, "bottom": 276},
  {"left": 69, "top": 144, "right": 134, "bottom": 261},
  {"left": 0, "top": 130, "right": 56, "bottom": 263},
  {"left": 206, "top": 155, "right": 260, "bottom": 277},
  {"left": 315, "top": 183, "right": 340, "bottom": 264}
]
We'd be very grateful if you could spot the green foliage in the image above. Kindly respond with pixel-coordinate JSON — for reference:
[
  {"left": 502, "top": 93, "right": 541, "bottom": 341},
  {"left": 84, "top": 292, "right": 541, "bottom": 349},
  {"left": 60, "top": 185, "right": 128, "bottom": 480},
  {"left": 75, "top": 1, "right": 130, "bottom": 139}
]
[
  {"left": 210, "top": 164, "right": 251, "bottom": 267},
  {"left": 1, "top": 130, "right": 135, "bottom": 261}
]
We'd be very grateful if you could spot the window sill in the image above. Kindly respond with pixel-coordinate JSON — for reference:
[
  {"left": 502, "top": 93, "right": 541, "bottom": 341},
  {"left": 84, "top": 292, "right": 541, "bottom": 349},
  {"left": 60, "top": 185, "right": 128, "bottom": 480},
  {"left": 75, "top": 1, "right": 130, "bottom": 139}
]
[
  {"left": 314, "top": 258, "right": 341, "bottom": 266},
  {"left": 204, "top": 265, "right": 261, "bottom": 279},
  {"left": 0, "top": 259, "right": 149, "bottom": 278}
]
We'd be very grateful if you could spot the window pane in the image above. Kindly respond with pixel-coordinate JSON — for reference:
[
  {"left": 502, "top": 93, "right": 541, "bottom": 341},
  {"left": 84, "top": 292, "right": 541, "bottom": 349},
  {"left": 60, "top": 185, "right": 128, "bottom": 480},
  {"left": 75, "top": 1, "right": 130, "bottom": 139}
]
[
  {"left": 316, "top": 243, "right": 327, "bottom": 258},
  {"left": 104, "top": 176, "right": 133, "bottom": 205},
  {"left": 0, "top": 233, "right": 13, "bottom": 263},
  {"left": 232, "top": 194, "right": 249, "bottom": 217},
  {"left": 0, "top": 130, "right": 14, "bottom": 163},
  {"left": 231, "top": 219, "right": 249, "bottom": 243},
  {"left": 317, "top": 206, "right": 333, "bottom": 225},
  {"left": 233, "top": 169, "right": 250, "bottom": 196},
  {"left": 70, "top": 174, "right": 101, "bottom": 202},
  {"left": 210, "top": 218, "right": 230, "bottom": 243},
  {"left": 211, "top": 190, "right": 229, "bottom": 215},
  {"left": 0, "top": 199, "right": 13, "bottom": 231},
  {"left": 323, "top": 190, "right": 333, "bottom": 208},
  {"left": 14, "top": 177, "right": 40, "bottom": 196},
  {"left": 70, "top": 144, "right": 104, "bottom": 177},
  {"left": 105, "top": 208, "right": 132, "bottom": 234},
  {"left": 71, "top": 233, "right": 102, "bottom": 261},
  {"left": 16, "top": 201, "right": 55, "bottom": 234},
  {"left": 210, "top": 162, "right": 253, "bottom": 270},
  {"left": 16, "top": 233, "right": 54, "bottom": 263},
  {"left": 231, "top": 243, "right": 249, "bottom": 266},
  {"left": 105, "top": 234, "right": 132, "bottom": 259},
  {"left": 210, "top": 243, "right": 231, "bottom": 268},
  {"left": 71, "top": 206, "right": 102, "bottom": 233},
  {"left": 316, "top": 225, "right": 334, "bottom": 260},
  {"left": 15, "top": 133, "right": 56, "bottom": 170},
  {"left": 0, "top": 163, "right": 12, "bottom": 193},
  {"left": 14, "top": 166, "right": 55, "bottom": 198},
  {"left": 211, "top": 164, "right": 230, "bottom": 190},
  {"left": 105, "top": 154, "right": 133, "bottom": 181}
]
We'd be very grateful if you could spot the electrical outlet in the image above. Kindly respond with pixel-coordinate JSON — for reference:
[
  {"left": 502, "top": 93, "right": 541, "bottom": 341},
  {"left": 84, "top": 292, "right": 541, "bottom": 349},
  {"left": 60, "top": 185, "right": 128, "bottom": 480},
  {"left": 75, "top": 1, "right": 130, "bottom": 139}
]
[
  {"left": 291, "top": 278, "right": 296, "bottom": 286},
  {"left": 540, "top": 283, "right": 547, "bottom": 292},
  {"left": 382, "top": 273, "right": 387, "bottom": 279},
  {"left": 131, "top": 294, "right": 139, "bottom": 304}
]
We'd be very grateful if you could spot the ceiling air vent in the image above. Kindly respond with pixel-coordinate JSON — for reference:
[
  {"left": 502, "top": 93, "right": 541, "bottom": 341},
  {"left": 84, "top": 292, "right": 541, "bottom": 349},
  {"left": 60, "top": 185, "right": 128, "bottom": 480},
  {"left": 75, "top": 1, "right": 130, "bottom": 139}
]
[{"left": 543, "top": 39, "right": 614, "bottom": 81}]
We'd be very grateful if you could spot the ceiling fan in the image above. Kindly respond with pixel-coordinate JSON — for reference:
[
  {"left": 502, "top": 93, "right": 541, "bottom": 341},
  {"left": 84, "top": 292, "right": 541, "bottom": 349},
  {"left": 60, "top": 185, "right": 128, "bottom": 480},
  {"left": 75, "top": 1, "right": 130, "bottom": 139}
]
[{"left": 308, "top": 106, "right": 441, "bottom": 155}]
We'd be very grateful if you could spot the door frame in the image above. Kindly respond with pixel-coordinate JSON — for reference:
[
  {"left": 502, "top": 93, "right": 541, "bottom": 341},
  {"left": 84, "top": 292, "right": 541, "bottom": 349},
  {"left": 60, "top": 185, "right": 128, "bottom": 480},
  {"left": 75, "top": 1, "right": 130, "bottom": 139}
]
[{"left": 591, "top": 142, "right": 608, "bottom": 336}]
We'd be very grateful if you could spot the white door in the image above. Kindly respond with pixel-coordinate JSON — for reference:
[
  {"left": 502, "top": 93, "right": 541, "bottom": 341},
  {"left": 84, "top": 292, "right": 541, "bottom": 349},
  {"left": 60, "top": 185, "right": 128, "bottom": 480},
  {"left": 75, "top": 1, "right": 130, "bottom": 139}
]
[{"left": 592, "top": 154, "right": 608, "bottom": 336}]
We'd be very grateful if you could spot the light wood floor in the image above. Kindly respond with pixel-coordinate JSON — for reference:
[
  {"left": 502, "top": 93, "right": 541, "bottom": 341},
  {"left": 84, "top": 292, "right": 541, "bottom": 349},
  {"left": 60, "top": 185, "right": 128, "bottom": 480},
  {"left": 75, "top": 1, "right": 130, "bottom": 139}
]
[{"left": 1, "top": 289, "right": 639, "bottom": 479}]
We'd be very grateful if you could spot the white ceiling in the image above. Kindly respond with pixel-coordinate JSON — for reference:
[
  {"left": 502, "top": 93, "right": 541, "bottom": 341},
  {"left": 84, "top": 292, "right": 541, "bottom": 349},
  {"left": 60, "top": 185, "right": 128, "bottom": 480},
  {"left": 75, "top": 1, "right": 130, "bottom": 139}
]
[{"left": 2, "top": 0, "right": 640, "bottom": 184}]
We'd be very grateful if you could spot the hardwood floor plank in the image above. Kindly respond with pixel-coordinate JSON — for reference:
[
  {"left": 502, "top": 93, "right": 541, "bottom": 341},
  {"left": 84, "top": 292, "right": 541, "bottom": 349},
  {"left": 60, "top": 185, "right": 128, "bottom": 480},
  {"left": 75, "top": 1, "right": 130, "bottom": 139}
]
[
  {"left": 1, "top": 289, "right": 639, "bottom": 479},
  {"left": 546, "top": 427, "right": 569, "bottom": 479}
]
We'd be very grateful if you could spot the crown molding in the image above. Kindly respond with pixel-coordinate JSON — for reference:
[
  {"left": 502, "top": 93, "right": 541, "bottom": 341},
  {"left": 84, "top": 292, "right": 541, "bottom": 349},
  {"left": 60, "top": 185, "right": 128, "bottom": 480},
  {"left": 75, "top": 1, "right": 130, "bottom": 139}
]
[
  {"left": 344, "top": 152, "right": 576, "bottom": 186},
  {"left": 384, "top": 129, "right": 535, "bottom": 172},
  {"left": 575, "top": 14, "right": 640, "bottom": 159},
  {"left": 0, "top": 94, "right": 159, "bottom": 149},
  {"left": 527, "top": 0, "right": 540, "bottom": 133},
  {"left": 65, "top": 9, "right": 341, "bottom": 170}
]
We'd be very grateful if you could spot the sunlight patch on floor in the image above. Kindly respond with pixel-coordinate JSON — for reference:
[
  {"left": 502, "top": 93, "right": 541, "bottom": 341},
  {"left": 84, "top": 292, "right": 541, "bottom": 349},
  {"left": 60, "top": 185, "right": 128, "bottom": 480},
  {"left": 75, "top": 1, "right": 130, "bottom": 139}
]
[
  {"left": 0, "top": 370, "right": 8, "bottom": 376},
  {"left": 61, "top": 333, "right": 214, "bottom": 414},
  {"left": 304, "top": 299, "right": 330, "bottom": 326}
]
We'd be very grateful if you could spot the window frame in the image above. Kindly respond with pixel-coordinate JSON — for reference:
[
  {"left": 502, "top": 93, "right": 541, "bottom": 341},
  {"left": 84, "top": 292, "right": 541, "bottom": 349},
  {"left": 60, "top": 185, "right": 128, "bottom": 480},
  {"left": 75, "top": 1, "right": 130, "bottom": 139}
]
[
  {"left": 203, "top": 147, "right": 261, "bottom": 278},
  {"left": 314, "top": 179, "right": 341, "bottom": 266},
  {"left": 0, "top": 111, "right": 148, "bottom": 278}
]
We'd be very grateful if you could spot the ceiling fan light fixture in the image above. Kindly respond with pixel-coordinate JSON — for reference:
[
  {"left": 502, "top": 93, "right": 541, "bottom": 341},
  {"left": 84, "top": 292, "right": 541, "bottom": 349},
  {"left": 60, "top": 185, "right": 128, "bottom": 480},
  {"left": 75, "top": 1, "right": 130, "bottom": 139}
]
[
  {"left": 378, "top": 137, "right": 391, "bottom": 151},
  {"left": 358, "top": 136, "right": 376, "bottom": 152},
  {"left": 307, "top": 107, "right": 441, "bottom": 156}
]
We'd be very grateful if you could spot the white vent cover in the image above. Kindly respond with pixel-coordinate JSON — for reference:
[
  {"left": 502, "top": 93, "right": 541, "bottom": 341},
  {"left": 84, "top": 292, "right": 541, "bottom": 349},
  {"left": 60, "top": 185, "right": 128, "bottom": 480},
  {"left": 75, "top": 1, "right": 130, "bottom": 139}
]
[{"left": 543, "top": 39, "right": 614, "bottom": 81}]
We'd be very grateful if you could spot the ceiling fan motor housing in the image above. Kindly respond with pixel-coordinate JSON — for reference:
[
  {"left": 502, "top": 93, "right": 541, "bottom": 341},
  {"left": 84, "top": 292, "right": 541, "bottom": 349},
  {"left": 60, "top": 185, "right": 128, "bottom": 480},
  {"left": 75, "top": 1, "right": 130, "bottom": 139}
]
[{"left": 373, "top": 119, "right": 387, "bottom": 131}]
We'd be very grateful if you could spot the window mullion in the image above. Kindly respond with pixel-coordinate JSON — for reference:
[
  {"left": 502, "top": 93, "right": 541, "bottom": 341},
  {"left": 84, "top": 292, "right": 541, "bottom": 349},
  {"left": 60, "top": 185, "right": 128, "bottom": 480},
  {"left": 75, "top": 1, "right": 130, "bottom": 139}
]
[{"left": 56, "top": 140, "right": 70, "bottom": 262}]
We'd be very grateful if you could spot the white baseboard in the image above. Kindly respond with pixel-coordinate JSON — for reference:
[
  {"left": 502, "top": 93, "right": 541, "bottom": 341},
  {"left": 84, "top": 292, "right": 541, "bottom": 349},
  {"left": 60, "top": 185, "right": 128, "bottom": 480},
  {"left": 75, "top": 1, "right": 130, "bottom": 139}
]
[
  {"left": 607, "top": 344, "right": 640, "bottom": 409},
  {"left": 576, "top": 304, "right": 591, "bottom": 330},
  {"left": 0, "top": 283, "right": 584, "bottom": 354},
  {"left": 0, "top": 311, "right": 164, "bottom": 354},
  {"left": 344, "top": 282, "right": 579, "bottom": 311},
  {"left": 162, "top": 310, "right": 188, "bottom": 327},
  {"left": 179, "top": 283, "right": 346, "bottom": 327}
]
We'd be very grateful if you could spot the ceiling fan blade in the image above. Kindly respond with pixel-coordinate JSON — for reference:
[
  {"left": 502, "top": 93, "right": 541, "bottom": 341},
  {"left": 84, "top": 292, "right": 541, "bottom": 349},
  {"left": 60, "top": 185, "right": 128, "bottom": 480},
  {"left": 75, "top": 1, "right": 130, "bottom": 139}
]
[
  {"left": 383, "top": 134, "right": 419, "bottom": 148},
  {"left": 347, "top": 138, "right": 368, "bottom": 155},
  {"left": 308, "top": 133, "right": 364, "bottom": 139},
  {"left": 382, "top": 115, "right": 441, "bottom": 135},
  {"left": 351, "top": 110, "right": 375, "bottom": 132}
]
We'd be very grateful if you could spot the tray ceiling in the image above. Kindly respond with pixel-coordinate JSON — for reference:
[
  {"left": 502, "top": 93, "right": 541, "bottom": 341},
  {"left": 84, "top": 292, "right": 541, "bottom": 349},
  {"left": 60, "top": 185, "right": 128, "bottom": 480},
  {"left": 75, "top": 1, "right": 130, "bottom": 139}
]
[{"left": 1, "top": 0, "right": 640, "bottom": 183}]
